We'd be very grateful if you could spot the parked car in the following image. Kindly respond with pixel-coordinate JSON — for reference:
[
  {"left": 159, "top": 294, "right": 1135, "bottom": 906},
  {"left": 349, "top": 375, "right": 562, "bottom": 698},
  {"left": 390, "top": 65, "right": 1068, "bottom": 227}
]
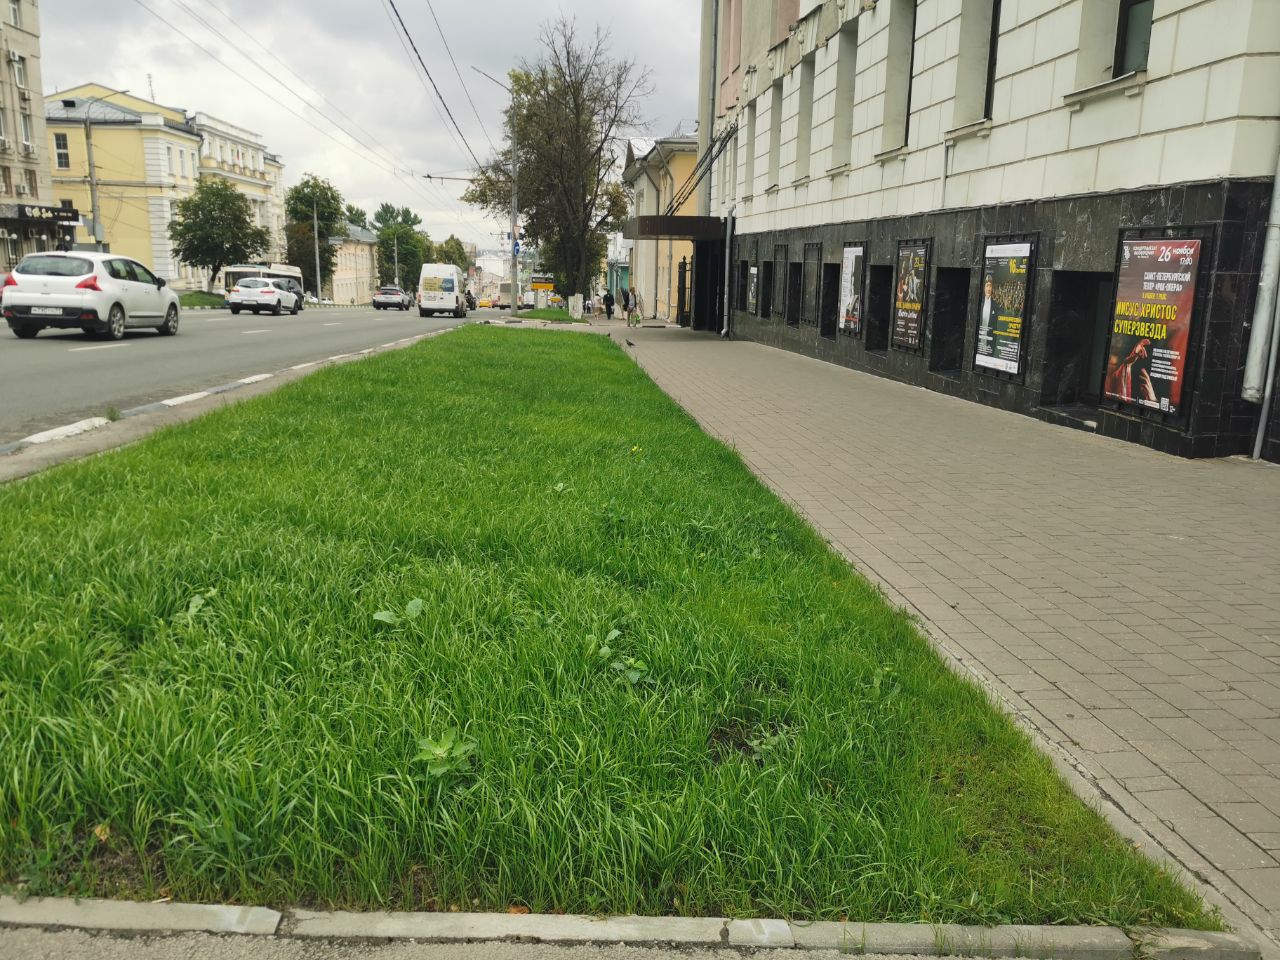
[
  {"left": 281, "top": 278, "right": 305, "bottom": 310},
  {"left": 2, "top": 251, "right": 180, "bottom": 340},
  {"left": 373, "top": 286, "right": 412, "bottom": 310},
  {"left": 306, "top": 294, "right": 319, "bottom": 305},
  {"left": 228, "top": 278, "right": 299, "bottom": 315},
  {"left": 477, "top": 297, "right": 492, "bottom": 308}
]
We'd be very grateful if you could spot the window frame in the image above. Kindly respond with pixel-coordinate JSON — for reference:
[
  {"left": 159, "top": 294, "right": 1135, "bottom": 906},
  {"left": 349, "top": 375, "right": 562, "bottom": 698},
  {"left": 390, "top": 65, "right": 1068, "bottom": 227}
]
[
  {"left": 1113, "top": 0, "right": 1154, "bottom": 78},
  {"left": 19, "top": 112, "right": 31, "bottom": 146},
  {"left": 54, "top": 132, "right": 69, "bottom": 169},
  {"left": 12, "top": 56, "right": 25, "bottom": 89},
  {"left": 983, "top": 0, "right": 1003, "bottom": 120}
]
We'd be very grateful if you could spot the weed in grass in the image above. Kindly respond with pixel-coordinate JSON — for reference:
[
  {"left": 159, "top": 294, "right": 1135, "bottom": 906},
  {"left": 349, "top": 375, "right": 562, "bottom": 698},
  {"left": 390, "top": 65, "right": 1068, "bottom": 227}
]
[
  {"left": 0, "top": 327, "right": 1220, "bottom": 927},
  {"left": 105, "top": 405, "right": 122, "bottom": 422}
]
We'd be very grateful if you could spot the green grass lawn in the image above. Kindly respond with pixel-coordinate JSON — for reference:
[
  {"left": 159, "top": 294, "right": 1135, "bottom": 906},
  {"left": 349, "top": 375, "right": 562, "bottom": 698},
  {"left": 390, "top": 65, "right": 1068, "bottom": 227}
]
[
  {"left": 514, "top": 308, "right": 579, "bottom": 322},
  {"left": 179, "top": 291, "right": 226, "bottom": 309},
  {"left": 0, "top": 328, "right": 1215, "bottom": 927}
]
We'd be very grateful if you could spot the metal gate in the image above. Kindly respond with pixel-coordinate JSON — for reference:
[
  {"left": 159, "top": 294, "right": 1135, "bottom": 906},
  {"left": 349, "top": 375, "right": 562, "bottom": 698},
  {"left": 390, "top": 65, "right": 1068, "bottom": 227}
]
[{"left": 677, "top": 257, "right": 691, "bottom": 326}]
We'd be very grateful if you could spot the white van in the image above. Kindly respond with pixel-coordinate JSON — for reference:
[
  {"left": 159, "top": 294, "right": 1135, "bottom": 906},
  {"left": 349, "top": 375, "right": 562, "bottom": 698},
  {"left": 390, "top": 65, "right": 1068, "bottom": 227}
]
[{"left": 418, "top": 263, "right": 467, "bottom": 318}]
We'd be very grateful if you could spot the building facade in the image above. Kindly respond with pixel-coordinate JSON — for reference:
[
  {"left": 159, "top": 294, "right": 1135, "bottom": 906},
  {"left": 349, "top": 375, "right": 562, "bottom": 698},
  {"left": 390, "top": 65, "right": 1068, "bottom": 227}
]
[
  {"left": 699, "top": 0, "right": 1280, "bottom": 460},
  {"left": 192, "top": 112, "right": 286, "bottom": 263},
  {"left": 1, "top": 0, "right": 76, "bottom": 270},
  {"left": 45, "top": 84, "right": 201, "bottom": 285},
  {"left": 44, "top": 85, "right": 287, "bottom": 292},
  {"left": 327, "top": 221, "right": 377, "bottom": 305},
  {"left": 624, "top": 135, "right": 699, "bottom": 322}
]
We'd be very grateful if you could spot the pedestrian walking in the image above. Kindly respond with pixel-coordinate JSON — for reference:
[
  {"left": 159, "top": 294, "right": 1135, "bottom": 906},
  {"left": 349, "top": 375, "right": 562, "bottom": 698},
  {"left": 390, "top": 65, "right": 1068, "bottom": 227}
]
[
  {"left": 602, "top": 290, "right": 615, "bottom": 320},
  {"left": 629, "top": 288, "right": 643, "bottom": 327}
]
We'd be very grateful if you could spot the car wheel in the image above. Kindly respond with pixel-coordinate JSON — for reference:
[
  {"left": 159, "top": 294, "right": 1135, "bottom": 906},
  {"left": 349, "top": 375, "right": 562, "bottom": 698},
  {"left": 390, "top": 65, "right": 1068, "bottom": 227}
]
[
  {"left": 12, "top": 324, "right": 38, "bottom": 339},
  {"left": 272, "top": 300, "right": 283, "bottom": 316},
  {"left": 157, "top": 304, "right": 179, "bottom": 336},
  {"left": 419, "top": 309, "right": 428, "bottom": 318},
  {"left": 291, "top": 300, "right": 300, "bottom": 315},
  {"left": 230, "top": 305, "right": 241, "bottom": 315},
  {"left": 103, "top": 304, "right": 126, "bottom": 340}
]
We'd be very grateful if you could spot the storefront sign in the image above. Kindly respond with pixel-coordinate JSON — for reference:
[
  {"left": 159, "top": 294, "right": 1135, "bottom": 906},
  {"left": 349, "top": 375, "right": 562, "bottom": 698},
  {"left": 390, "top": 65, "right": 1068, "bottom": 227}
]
[
  {"left": 974, "top": 242, "right": 1032, "bottom": 374},
  {"left": 19, "top": 204, "right": 79, "bottom": 224},
  {"left": 839, "top": 245, "right": 864, "bottom": 336},
  {"left": 1103, "top": 238, "right": 1201, "bottom": 415},
  {"left": 892, "top": 241, "right": 929, "bottom": 350},
  {"left": 747, "top": 265, "right": 758, "bottom": 314}
]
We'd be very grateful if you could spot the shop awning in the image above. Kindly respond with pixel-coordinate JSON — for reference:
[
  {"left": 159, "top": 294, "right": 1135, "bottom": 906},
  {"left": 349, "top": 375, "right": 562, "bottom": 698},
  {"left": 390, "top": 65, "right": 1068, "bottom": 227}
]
[{"left": 624, "top": 215, "right": 726, "bottom": 241}]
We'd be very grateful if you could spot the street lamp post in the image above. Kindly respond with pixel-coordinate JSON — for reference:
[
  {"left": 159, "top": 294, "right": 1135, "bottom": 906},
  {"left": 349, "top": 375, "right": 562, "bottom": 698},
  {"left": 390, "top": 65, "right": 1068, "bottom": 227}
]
[
  {"left": 312, "top": 197, "right": 322, "bottom": 301},
  {"left": 472, "top": 67, "right": 518, "bottom": 311},
  {"left": 74, "top": 91, "right": 128, "bottom": 252}
]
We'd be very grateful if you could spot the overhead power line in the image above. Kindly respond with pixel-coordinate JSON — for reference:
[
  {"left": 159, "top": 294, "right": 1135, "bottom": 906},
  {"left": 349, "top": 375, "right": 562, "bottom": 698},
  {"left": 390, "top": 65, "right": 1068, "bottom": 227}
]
[
  {"left": 382, "top": 0, "right": 482, "bottom": 169},
  {"left": 421, "top": 0, "right": 498, "bottom": 155}
]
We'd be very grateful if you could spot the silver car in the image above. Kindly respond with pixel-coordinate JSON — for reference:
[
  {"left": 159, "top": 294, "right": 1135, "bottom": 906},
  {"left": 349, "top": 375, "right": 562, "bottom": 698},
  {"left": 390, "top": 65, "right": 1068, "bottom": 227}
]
[
  {"left": 2, "top": 251, "right": 180, "bottom": 340},
  {"left": 228, "top": 278, "right": 300, "bottom": 316},
  {"left": 373, "top": 286, "right": 411, "bottom": 310}
]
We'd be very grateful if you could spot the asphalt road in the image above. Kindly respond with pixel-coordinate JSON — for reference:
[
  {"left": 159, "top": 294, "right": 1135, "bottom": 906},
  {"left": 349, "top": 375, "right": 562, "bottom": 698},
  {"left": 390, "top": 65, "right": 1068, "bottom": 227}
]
[
  {"left": 0, "top": 927, "right": 866, "bottom": 959},
  {"left": 0, "top": 304, "right": 495, "bottom": 444}
]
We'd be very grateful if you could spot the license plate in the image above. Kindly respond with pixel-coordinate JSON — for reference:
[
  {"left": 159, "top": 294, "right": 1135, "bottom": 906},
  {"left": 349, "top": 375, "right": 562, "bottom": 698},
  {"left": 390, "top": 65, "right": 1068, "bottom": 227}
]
[{"left": 32, "top": 306, "right": 62, "bottom": 316}]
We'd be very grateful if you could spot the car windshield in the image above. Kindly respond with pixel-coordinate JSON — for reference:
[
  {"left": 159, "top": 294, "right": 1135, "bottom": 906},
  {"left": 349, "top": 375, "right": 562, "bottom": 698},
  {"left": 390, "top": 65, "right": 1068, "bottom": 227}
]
[
  {"left": 238, "top": 279, "right": 267, "bottom": 288},
  {"left": 16, "top": 255, "right": 93, "bottom": 277}
]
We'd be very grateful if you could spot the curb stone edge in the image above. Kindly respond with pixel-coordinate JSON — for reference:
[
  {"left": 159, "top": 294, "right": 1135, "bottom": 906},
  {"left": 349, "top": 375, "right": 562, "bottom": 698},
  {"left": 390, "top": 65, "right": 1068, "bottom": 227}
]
[{"left": 0, "top": 898, "right": 1262, "bottom": 957}]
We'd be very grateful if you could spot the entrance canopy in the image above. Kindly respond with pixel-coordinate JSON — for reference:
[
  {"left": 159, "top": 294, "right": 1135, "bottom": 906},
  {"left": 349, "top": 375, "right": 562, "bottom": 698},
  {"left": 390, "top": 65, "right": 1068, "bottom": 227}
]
[{"left": 625, "top": 215, "right": 725, "bottom": 242}]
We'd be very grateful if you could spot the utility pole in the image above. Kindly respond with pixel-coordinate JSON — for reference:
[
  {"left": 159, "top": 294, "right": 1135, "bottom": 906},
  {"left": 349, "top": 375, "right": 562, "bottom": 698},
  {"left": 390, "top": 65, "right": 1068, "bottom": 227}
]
[
  {"left": 84, "top": 114, "right": 103, "bottom": 251},
  {"left": 394, "top": 231, "right": 400, "bottom": 288},
  {"left": 312, "top": 197, "right": 322, "bottom": 301},
  {"left": 473, "top": 66, "right": 519, "bottom": 310}
]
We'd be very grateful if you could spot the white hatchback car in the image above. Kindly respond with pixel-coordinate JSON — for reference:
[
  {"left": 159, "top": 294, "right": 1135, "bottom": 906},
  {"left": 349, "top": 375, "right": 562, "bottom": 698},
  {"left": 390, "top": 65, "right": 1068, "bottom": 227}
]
[
  {"left": 228, "top": 278, "right": 300, "bottom": 315},
  {"left": 2, "top": 251, "right": 180, "bottom": 340}
]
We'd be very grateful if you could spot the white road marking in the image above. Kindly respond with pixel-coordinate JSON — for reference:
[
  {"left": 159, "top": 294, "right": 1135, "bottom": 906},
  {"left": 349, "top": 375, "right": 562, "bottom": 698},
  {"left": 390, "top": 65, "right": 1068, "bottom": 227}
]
[
  {"left": 243, "top": 329, "right": 270, "bottom": 334},
  {"left": 382, "top": 342, "right": 398, "bottom": 347},
  {"left": 239, "top": 374, "right": 273, "bottom": 384},
  {"left": 290, "top": 361, "right": 317, "bottom": 370},
  {"left": 327, "top": 354, "right": 352, "bottom": 361},
  {"left": 23, "top": 417, "right": 110, "bottom": 444},
  {"left": 323, "top": 322, "right": 342, "bottom": 327},
  {"left": 68, "top": 343, "right": 129, "bottom": 353},
  {"left": 161, "top": 392, "right": 210, "bottom": 407}
]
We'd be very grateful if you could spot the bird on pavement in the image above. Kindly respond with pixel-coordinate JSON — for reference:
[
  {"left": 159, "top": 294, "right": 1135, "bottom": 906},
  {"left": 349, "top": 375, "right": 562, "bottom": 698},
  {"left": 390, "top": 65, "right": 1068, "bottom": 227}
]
[{"left": 625, "top": 339, "right": 635, "bottom": 347}]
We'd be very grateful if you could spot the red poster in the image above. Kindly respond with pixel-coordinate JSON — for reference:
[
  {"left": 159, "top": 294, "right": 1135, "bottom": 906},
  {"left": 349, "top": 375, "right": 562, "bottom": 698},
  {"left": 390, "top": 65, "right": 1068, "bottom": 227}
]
[{"left": 1104, "top": 239, "right": 1201, "bottom": 415}]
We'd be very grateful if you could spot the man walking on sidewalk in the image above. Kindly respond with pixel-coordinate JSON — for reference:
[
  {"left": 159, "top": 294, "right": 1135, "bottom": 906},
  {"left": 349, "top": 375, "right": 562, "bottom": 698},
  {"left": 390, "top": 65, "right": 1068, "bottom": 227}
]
[{"left": 603, "top": 290, "right": 615, "bottom": 321}]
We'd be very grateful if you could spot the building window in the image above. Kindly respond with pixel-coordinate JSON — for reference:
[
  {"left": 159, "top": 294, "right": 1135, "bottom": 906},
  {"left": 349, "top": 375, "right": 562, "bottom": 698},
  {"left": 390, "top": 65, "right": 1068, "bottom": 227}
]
[
  {"left": 772, "top": 244, "right": 787, "bottom": 318},
  {"left": 1114, "top": 0, "right": 1153, "bottom": 76},
  {"left": 8, "top": 0, "right": 20, "bottom": 28},
  {"left": 830, "top": 21, "right": 858, "bottom": 169},
  {"left": 54, "top": 132, "right": 69, "bottom": 169},
  {"left": 766, "top": 79, "right": 783, "bottom": 189},
  {"left": 180, "top": 149, "right": 187, "bottom": 177},
  {"left": 0, "top": 167, "right": 11, "bottom": 196},
  {"left": 882, "top": 0, "right": 918, "bottom": 151},
  {"left": 166, "top": 145, "right": 174, "bottom": 175},
  {"left": 59, "top": 198, "right": 72, "bottom": 209},
  {"left": 19, "top": 112, "right": 31, "bottom": 146},
  {"left": 794, "top": 53, "right": 816, "bottom": 181},
  {"left": 954, "top": 0, "right": 1001, "bottom": 126},
  {"left": 12, "top": 55, "right": 25, "bottom": 89},
  {"left": 0, "top": 108, "right": 9, "bottom": 142},
  {"left": 23, "top": 168, "right": 36, "bottom": 198},
  {"left": 743, "top": 100, "right": 757, "bottom": 196}
]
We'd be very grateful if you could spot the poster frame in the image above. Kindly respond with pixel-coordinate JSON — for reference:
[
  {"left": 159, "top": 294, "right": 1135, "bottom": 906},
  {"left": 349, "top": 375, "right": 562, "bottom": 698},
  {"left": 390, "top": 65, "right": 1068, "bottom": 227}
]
[
  {"left": 973, "top": 233, "right": 1038, "bottom": 382},
  {"left": 891, "top": 238, "right": 931, "bottom": 353},
  {"left": 838, "top": 240, "right": 868, "bottom": 340},
  {"left": 1100, "top": 224, "right": 1216, "bottom": 425}
]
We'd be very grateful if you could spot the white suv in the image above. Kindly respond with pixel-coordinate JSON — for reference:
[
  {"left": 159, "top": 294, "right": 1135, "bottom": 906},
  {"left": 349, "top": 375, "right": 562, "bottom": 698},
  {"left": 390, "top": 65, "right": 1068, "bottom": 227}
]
[
  {"left": 228, "top": 278, "right": 300, "bottom": 315},
  {"left": 2, "top": 251, "right": 180, "bottom": 340}
]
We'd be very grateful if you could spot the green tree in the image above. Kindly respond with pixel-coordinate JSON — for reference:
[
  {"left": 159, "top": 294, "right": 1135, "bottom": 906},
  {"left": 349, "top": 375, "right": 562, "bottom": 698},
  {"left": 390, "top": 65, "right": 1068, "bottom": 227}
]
[
  {"left": 285, "top": 175, "right": 344, "bottom": 294},
  {"left": 168, "top": 177, "right": 270, "bottom": 291},
  {"left": 436, "top": 235, "right": 472, "bottom": 272},
  {"left": 344, "top": 204, "right": 368, "bottom": 228},
  {"left": 377, "top": 224, "right": 426, "bottom": 289},
  {"left": 285, "top": 223, "right": 337, "bottom": 297},
  {"left": 462, "top": 17, "right": 647, "bottom": 296},
  {"left": 372, "top": 203, "right": 423, "bottom": 231}
]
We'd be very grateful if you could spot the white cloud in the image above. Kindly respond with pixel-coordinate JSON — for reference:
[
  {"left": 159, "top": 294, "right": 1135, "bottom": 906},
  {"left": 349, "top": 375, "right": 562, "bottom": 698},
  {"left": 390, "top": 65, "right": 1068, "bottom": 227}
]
[{"left": 42, "top": 0, "right": 700, "bottom": 247}]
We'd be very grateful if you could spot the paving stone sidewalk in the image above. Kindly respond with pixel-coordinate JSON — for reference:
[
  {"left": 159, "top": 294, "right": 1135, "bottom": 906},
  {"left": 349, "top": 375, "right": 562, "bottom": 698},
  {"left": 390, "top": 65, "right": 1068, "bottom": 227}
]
[{"left": 616, "top": 328, "right": 1280, "bottom": 950}]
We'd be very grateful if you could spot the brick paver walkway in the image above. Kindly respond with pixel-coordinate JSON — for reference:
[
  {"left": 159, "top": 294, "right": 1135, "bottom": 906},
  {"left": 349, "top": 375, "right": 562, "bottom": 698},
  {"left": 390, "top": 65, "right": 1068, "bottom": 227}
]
[{"left": 616, "top": 327, "right": 1280, "bottom": 952}]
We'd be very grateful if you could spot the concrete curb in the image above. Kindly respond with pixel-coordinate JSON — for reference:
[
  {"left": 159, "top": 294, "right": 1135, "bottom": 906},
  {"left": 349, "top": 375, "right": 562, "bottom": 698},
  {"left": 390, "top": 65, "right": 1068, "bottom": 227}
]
[
  {"left": 0, "top": 896, "right": 1262, "bottom": 957},
  {"left": 0, "top": 896, "right": 280, "bottom": 935}
]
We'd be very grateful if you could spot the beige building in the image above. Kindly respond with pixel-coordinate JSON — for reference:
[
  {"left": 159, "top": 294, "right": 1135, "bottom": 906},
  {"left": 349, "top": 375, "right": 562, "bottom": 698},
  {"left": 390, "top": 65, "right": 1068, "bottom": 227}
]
[
  {"left": 623, "top": 134, "right": 699, "bottom": 322},
  {"left": 327, "top": 221, "right": 377, "bottom": 305},
  {"left": 45, "top": 84, "right": 201, "bottom": 284},
  {"left": 1, "top": 0, "right": 72, "bottom": 269},
  {"left": 44, "top": 85, "right": 287, "bottom": 291},
  {"left": 193, "top": 112, "right": 286, "bottom": 262}
]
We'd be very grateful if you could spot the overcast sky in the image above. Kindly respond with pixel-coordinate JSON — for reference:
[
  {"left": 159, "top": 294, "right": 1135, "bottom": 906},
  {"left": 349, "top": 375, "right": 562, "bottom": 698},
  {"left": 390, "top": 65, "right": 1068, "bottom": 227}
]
[{"left": 42, "top": 0, "right": 700, "bottom": 249}]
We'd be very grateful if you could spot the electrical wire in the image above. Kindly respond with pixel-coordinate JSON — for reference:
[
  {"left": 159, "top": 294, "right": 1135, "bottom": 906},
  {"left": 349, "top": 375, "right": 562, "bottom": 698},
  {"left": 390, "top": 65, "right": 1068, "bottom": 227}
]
[
  {"left": 382, "top": 0, "right": 481, "bottom": 169},
  {"left": 420, "top": 0, "right": 498, "bottom": 154}
]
